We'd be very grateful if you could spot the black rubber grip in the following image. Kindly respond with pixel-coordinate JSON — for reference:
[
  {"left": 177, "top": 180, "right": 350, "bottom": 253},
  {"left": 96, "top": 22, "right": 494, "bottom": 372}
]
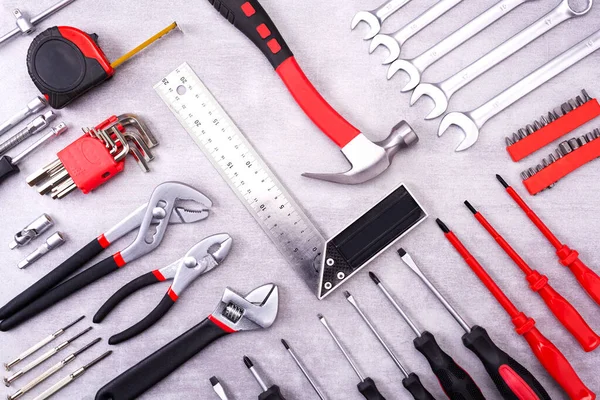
[
  {"left": 94, "top": 271, "right": 162, "bottom": 323},
  {"left": 463, "top": 326, "right": 551, "bottom": 400},
  {"left": 108, "top": 294, "right": 176, "bottom": 345},
  {"left": 0, "top": 156, "right": 19, "bottom": 184},
  {"left": 413, "top": 332, "right": 485, "bottom": 400},
  {"left": 0, "top": 238, "right": 104, "bottom": 320},
  {"left": 358, "top": 377, "right": 386, "bottom": 400},
  {"left": 0, "top": 256, "right": 119, "bottom": 331},
  {"left": 259, "top": 385, "right": 287, "bottom": 400},
  {"left": 402, "top": 373, "right": 436, "bottom": 400},
  {"left": 208, "top": 0, "right": 293, "bottom": 69},
  {"left": 95, "top": 318, "right": 230, "bottom": 400}
]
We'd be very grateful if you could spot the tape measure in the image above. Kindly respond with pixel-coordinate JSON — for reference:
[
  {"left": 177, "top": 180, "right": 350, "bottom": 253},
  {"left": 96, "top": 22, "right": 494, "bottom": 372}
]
[{"left": 154, "top": 63, "right": 326, "bottom": 294}]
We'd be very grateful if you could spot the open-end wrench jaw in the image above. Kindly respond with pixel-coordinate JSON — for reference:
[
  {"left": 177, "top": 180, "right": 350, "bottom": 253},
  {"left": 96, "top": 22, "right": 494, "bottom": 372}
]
[
  {"left": 303, "top": 122, "right": 418, "bottom": 185},
  {"left": 387, "top": 59, "right": 421, "bottom": 92},
  {"left": 369, "top": 34, "right": 402, "bottom": 64},
  {"left": 438, "top": 112, "right": 480, "bottom": 152},
  {"left": 411, "top": 83, "right": 449, "bottom": 120},
  {"left": 351, "top": 12, "right": 382, "bottom": 40},
  {"left": 210, "top": 284, "right": 279, "bottom": 332}
]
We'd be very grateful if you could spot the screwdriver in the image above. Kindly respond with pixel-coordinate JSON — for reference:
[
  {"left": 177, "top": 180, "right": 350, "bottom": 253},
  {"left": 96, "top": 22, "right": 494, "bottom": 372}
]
[
  {"left": 368, "top": 273, "right": 484, "bottom": 400},
  {"left": 437, "top": 218, "right": 594, "bottom": 400},
  {"left": 210, "top": 376, "right": 230, "bottom": 400},
  {"left": 398, "top": 248, "right": 551, "bottom": 400},
  {"left": 496, "top": 174, "right": 600, "bottom": 307},
  {"left": 318, "top": 314, "right": 386, "bottom": 400},
  {"left": 244, "top": 356, "right": 287, "bottom": 400},
  {"left": 343, "top": 292, "right": 436, "bottom": 400},
  {"left": 464, "top": 200, "right": 600, "bottom": 352},
  {"left": 281, "top": 340, "right": 327, "bottom": 400}
]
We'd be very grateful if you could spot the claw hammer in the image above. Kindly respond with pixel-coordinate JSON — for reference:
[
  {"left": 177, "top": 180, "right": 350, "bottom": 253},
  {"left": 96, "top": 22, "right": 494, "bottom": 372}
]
[{"left": 207, "top": 0, "right": 418, "bottom": 185}]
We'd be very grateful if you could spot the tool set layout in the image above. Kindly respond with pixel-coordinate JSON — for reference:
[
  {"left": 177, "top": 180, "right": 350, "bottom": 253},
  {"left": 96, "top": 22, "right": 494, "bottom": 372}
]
[{"left": 0, "top": 0, "right": 598, "bottom": 398}]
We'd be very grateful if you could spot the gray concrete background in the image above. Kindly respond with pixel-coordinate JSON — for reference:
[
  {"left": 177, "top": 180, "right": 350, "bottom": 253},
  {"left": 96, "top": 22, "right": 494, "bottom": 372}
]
[{"left": 0, "top": 0, "right": 598, "bottom": 399}]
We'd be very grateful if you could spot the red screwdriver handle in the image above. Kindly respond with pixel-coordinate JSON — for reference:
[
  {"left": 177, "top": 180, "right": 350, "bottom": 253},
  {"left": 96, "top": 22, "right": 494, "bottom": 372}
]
[{"left": 558, "top": 246, "right": 600, "bottom": 307}]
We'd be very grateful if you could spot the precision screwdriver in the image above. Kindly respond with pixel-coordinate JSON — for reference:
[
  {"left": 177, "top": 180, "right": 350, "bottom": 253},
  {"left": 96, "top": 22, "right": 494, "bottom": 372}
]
[
  {"left": 398, "top": 248, "right": 551, "bottom": 400},
  {"left": 210, "top": 376, "right": 230, "bottom": 400},
  {"left": 244, "top": 356, "right": 287, "bottom": 400},
  {"left": 343, "top": 292, "right": 436, "bottom": 400},
  {"left": 318, "top": 314, "right": 386, "bottom": 400},
  {"left": 437, "top": 218, "right": 594, "bottom": 400},
  {"left": 465, "top": 200, "right": 600, "bottom": 352},
  {"left": 496, "top": 174, "right": 600, "bottom": 307},
  {"left": 368, "top": 273, "right": 484, "bottom": 400},
  {"left": 281, "top": 339, "right": 327, "bottom": 400}
]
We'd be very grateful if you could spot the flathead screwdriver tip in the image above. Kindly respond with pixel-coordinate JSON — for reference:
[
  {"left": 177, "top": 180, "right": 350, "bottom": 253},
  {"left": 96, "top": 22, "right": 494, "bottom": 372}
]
[
  {"left": 397, "top": 248, "right": 407, "bottom": 257},
  {"left": 464, "top": 201, "right": 477, "bottom": 215},
  {"left": 210, "top": 376, "right": 220, "bottom": 386},
  {"left": 281, "top": 339, "right": 290, "bottom": 350},
  {"left": 317, "top": 314, "right": 324, "bottom": 320},
  {"left": 243, "top": 356, "right": 253, "bottom": 369},
  {"left": 343, "top": 291, "right": 352, "bottom": 299},
  {"left": 496, "top": 174, "right": 509, "bottom": 188},
  {"left": 436, "top": 218, "right": 450, "bottom": 233},
  {"left": 368, "top": 271, "right": 380, "bottom": 284}
]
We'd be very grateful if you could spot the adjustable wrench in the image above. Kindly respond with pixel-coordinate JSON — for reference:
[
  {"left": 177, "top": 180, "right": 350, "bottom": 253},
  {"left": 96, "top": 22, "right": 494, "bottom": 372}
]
[
  {"left": 412, "top": 0, "right": 593, "bottom": 119},
  {"left": 389, "top": 0, "right": 535, "bottom": 92},
  {"left": 439, "top": 28, "right": 600, "bottom": 151},
  {"left": 352, "top": 0, "right": 414, "bottom": 40},
  {"left": 370, "top": 0, "right": 465, "bottom": 64}
]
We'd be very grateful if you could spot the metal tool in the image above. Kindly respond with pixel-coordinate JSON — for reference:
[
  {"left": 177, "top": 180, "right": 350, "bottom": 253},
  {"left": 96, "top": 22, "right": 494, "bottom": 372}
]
[
  {"left": 412, "top": 0, "right": 593, "bottom": 121},
  {"left": 344, "top": 292, "right": 435, "bottom": 400},
  {"left": 32, "top": 351, "right": 112, "bottom": 400},
  {"left": 368, "top": 272, "right": 484, "bottom": 400},
  {"left": 0, "top": 182, "right": 212, "bottom": 331},
  {"left": 0, "top": 122, "right": 68, "bottom": 186},
  {"left": 389, "top": 0, "right": 532, "bottom": 91},
  {"left": 398, "top": 248, "right": 551, "bottom": 400},
  {"left": 352, "top": 0, "right": 414, "bottom": 40},
  {"left": 210, "top": 377, "right": 230, "bottom": 400},
  {"left": 93, "top": 234, "right": 233, "bottom": 344},
  {"left": 0, "top": 111, "right": 56, "bottom": 157},
  {"left": 244, "top": 356, "right": 287, "bottom": 400},
  {"left": 370, "top": 0, "right": 465, "bottom": 64},
  {"left": 3, "top": 327, "right": 92, "bottom": 387},
  {"left": 437, "top": 218, "right": 594, "bottom": 400},
  {"left": 0, "top": 0, "right": 78, "bottom": 46},
  {"left": 4, "top": 316, "right": 84, "bottom": 371},
  {"left": 206, "top": 2, "right": 418, "bottom": 185},
  {"left": 9, "top": 214, "right": 54, "bottom": 250},
  {"left": 18, "top": 232, "right": 66, "bottom": 269},
  {"left": 318, "top": 315, "right": 387, "bottom": 400},
  {"left": 95, "top": 284, "right": 279, "bottom": 400},
  {"left": 7, "top": 338, "right": 101, "bottom": 400},
  {"left": 0, "top": 97, "right": 47, "bottom": 136},
  {"left": 281, "top": 339, "right": 327, "bottom": 400},
  {"left": 438, "top": 27, "right": 600, "bottom": 151}
]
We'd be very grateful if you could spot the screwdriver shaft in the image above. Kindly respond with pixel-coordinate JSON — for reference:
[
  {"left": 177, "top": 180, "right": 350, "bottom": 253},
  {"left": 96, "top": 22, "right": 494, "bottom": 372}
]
[
  {"left": 281, "top": 340, "right": 327, "bottom": 400},
  {"left": 318, "top": 315, "right": 365, "bottom": 381}
]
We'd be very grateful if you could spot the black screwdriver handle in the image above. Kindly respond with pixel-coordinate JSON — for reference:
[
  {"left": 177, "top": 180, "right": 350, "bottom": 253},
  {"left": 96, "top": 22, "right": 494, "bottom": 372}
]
[
  {"left": 463, "top": 326, "right": 551, "bottom": 400},
  {"left": 413, "top": 332, "right": 485, "bottom": 400},
  {"left": 0, "top": 156, "right": 19, "bottom": 185},
  {"left": 403, "top": 373, "right": 437, "bottom": 400},
  {"left": 358, "top": 377, "right": 386, "bottom": 400},
  {"left": 0, "top": 238, "right": 105, "bottom": 320},
  {"left": 95, "top": 318, "right": 230, "bottom": 400},
  {"left": 259, "top": 385, "right": 287, "bottom": 400}
]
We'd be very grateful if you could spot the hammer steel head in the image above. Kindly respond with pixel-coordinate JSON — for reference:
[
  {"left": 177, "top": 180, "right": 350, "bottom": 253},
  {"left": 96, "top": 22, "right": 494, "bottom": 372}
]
[
  {"left": 369, "top": 34, "right": 402, "bottom": 64},
  {"left": 351, "top": 11, "right": 382, "bottom": 40},
  {"left": 411, "top": 82, "right": 449, "bottom": 120},
  {"left": 387, "top": 59, "right": 422, "bottom": 92},
  {"left": 302, "top": 121, "right": 418, "bottom": 185},
  {"left": 210, "top": 284, "right": 279, "bottom": 332},
  {"left": 438, "top": 112, "right": 480, "bottom": 152}
]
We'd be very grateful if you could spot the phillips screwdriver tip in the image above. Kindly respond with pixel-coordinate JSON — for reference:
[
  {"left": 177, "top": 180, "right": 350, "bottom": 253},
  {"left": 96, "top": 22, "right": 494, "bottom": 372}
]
[
  {"left": 281, "top": 339, "right": 290, "bottom": 350},
  {"left": 210, "top": 376, "right": 220, "bottom": 386},
  {"left": 436, "top": 218, "right": 450, "bottom": 233},
  {"left": 368, "top": 271, "right": 380, "bottom": 284},
  {"left": 496, "top": 174, "right": 509, "bottom": 188},
  {"left": 397, "top": 248, "right": 407, "bottom": 257},
  {"left": 243, "top": 356, "right": 254, "bottom": 369},
  {"left": 464, "top": 201, "right": 477, "bottom": 215}
]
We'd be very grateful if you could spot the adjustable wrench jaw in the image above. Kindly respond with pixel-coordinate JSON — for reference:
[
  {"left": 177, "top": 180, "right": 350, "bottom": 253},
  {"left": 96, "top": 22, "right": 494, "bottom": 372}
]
[
  {"left": 411, "top": 83, "right": 449, "bottom": 120},
  {"left": 370, "top": 34, "right": 403, "bottom": 64},
  {"left": 302, "top": 122, "right": 418, "bottom": 185},
  {"left": 388, "top": 59, "right": 422, "bottom": 92},
  {"left": 438, "top": 111, "right": 480, "bottom": 152},
  {"left": 210, "top": 284, "right": 279, "bottom": 333},
  {"left": 351, "top": 12, "right": 383, "bottom": 40}
]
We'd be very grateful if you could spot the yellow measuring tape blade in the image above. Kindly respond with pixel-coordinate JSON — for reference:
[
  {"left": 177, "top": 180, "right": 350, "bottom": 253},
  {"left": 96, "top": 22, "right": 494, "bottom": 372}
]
[{"left": 111, "top": 22, "right": 178, "bottom": 69}]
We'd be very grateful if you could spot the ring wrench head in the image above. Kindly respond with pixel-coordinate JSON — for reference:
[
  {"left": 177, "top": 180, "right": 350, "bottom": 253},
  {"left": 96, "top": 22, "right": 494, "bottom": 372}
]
[
  {"left": 411, "top": 83, "right": 449, "bottom": 120},
  {"left": 210, "top": 284, "right": 279, "bottom": 332},
  {"left": 352, "top": 11, "right": 382, "bottom": 40},
  {"left": 438, "top": 112, "right": 480, "bottom": 152}
]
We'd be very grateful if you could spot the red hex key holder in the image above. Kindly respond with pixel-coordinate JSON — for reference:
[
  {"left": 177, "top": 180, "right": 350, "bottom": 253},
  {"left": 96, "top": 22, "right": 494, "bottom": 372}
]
[
  {"left": 436, "top": 219, "right": 594, "bottom": 400},
  {"left": 497, "top": 174, "right": 600, "bottom": 307},
  {"left": 464, "top": 201, "right": 600, "bottom": 352}
]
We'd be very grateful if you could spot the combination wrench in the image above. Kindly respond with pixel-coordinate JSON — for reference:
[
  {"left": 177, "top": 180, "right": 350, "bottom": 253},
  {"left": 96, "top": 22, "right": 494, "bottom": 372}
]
[
  {"left": 352, "top": 0, "right": 415, "bottom": 40},
  {"left": 412, "top": 0, "right": 593, "bottom": 119},
  {"left": 438, "top": 28, "right": 600, "bottom": 151},
  {"left": 388, "top": 0, "right": 536, "bottom": 92},
  {"left": 370, "top": 0, "right": 465, "bottom": 64}
]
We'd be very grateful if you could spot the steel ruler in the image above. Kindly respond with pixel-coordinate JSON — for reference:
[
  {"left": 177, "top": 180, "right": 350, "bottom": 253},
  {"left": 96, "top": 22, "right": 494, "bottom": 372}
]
[{"left": 154, "top": 63, "right": 325, "bottom": 295}]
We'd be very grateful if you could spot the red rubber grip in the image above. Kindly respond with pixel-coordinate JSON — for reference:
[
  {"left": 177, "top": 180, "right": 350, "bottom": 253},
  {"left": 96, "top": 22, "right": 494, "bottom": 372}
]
[
  {"left": 562, "top": 254, "right": 600, "bottom": 307},
  {"left": 276, "top": 57, "right": 360, "bottom": 148}
]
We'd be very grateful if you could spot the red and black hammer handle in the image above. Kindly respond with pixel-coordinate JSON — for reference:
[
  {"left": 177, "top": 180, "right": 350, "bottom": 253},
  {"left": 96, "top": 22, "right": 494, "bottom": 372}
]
[{"left": 208, "top": 0, "right": 361, "bottom": 148}]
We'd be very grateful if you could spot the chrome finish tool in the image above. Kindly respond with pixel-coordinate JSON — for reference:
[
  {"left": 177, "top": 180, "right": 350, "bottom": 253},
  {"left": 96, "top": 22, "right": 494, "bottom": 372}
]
[
  {"left": 18, "top": 232, "right": 67, "bottom": 269},
  {"left": 0, "top": 97, "right": 47, "bottom": 136},
  {"left": 9, "top": 214, "right": 54, "bottom": 250}
]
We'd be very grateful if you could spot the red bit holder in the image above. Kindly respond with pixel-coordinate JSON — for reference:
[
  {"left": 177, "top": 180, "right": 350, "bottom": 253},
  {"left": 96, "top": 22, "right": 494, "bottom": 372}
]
[
  {"left": 464, "top": 201, "right": 600, "bottom": 352},
  {"left": 506, "top": 90, "right": 600, "bottom": 162},
  {"left": 436, "top": 218, "right": 595, "bottom": 400}
]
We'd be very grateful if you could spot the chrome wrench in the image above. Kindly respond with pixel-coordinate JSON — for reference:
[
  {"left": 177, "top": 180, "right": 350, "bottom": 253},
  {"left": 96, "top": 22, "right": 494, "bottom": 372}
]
[
  {"left": 388, "top": 0, "right": 536, "bottom": 92},
  {"left": 352, "top": 0, "right": 414, "bottom": 40},
  {"left": 412, "top": 0, "right": 593, "bottom": 119},
  {"left": 439, "top": 28, "right": 600, "bottom": 151},
  {"left": 370, "top": 0, "right": 465, "bottom": 64}
]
